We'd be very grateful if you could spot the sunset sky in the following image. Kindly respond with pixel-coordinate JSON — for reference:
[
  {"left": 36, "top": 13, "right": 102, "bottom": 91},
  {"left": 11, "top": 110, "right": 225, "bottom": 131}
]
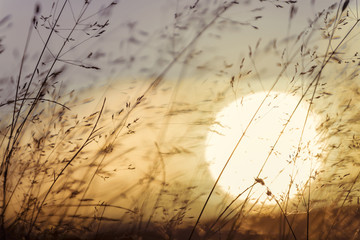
[{"left": 1, "top": 0, "right": 360, "bottom": 239}]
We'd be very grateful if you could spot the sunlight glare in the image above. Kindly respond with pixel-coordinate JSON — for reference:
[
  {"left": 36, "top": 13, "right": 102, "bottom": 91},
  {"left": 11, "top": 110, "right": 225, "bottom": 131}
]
[{"left": 205, "top": 91, "right": 322, "bottom": 203}]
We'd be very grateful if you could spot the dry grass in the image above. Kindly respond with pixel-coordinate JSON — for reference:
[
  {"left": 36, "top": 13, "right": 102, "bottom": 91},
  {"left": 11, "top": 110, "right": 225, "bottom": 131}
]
[{"left": 1, "top": 0, "right": 360, "bottom": 239}]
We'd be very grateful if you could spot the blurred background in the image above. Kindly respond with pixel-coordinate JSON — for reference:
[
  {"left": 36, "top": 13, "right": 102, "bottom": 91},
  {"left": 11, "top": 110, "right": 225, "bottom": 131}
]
[{"left": 1, "top": 0, "right": 360, "bottom": 239}]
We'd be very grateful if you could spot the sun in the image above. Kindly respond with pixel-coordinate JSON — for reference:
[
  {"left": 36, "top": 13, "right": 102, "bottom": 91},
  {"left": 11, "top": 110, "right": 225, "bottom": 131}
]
[{"left": 205, "top": 91, "right": 322, "bottom": 203}]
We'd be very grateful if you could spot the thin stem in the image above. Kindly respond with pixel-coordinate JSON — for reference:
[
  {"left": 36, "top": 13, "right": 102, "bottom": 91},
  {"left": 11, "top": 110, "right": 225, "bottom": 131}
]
[
  {"left": 273, "top": 194, "right": 298, "bottom": 240},
  {"left": 0, "top": 98, "right": 70, "bottom": 110}
]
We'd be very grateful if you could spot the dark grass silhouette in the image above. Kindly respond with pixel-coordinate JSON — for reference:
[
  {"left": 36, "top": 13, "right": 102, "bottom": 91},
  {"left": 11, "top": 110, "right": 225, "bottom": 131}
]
[{"left": 1, "top": 0, "right": 360, "bottom": 239}]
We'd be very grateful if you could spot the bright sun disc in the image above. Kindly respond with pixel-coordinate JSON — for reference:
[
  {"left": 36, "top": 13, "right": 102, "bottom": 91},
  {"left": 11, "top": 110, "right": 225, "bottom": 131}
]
[{"left": 205, "top": 91, "right": 322, "bottom": 203}]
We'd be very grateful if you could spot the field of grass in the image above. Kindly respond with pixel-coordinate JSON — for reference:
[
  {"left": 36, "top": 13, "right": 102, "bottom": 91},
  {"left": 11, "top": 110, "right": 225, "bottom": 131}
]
[{"left": 1, "top": 0, "right": 360, "bottom": 239}]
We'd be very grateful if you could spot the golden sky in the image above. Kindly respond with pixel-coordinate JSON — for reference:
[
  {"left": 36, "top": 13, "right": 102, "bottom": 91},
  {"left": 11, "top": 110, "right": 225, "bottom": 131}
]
[{"left": 1, "top": 0, "right": 360, "bottom": 239}]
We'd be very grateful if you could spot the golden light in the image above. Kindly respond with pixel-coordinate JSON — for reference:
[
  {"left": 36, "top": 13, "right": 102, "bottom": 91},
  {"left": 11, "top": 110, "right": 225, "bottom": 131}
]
[{"left": 205, "top": 91, "right": 323, "bottom": 203}]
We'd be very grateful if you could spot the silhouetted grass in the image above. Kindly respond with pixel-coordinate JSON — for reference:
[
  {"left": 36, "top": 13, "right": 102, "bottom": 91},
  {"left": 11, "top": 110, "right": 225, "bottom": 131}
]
[{"left": 1, "top": 0, "right": 360, "bottom": 239}]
